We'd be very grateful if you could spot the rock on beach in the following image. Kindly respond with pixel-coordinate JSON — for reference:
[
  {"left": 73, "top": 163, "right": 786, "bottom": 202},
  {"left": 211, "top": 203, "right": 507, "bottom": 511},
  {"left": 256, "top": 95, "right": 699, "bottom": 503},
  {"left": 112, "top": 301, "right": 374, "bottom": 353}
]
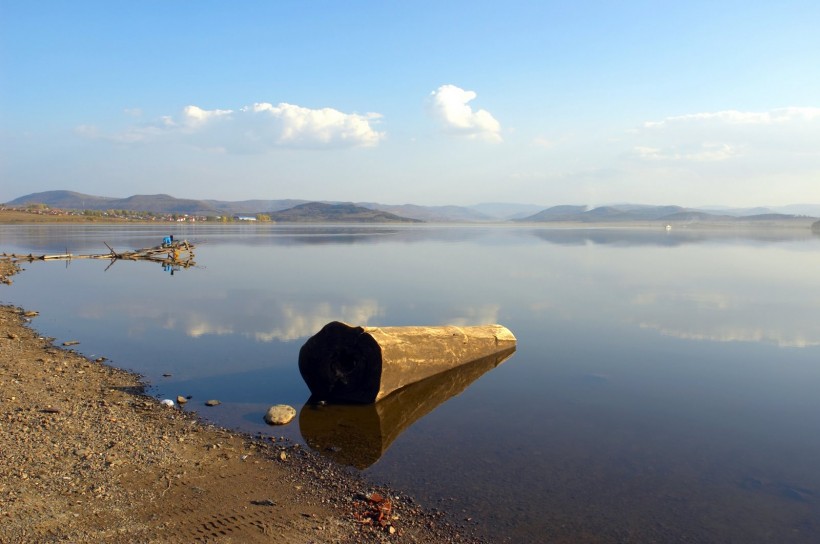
[{"left": 264, "top": 404, "right": 296, "bottom": 425}]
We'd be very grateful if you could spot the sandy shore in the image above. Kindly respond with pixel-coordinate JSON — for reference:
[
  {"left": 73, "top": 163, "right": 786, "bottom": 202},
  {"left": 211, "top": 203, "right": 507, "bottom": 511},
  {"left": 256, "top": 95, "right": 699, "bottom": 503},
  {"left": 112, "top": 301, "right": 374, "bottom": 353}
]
[{"left": 0, "top": 259, "right": 484, "bottom": 543}]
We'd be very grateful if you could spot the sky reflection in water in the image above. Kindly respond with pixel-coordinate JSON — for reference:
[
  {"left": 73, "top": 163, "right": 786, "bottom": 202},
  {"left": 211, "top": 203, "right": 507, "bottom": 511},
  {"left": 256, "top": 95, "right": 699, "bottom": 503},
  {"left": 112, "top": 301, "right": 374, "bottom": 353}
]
[{"left": 2, "top": 224, "right": 820, "bottom": 543}]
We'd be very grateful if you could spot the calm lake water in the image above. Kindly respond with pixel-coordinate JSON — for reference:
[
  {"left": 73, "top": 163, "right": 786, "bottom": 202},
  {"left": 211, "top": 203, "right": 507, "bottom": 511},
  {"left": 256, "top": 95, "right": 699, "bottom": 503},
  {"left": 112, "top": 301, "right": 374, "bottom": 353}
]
[{"left": 2, "top": 223, "right": 820, "bottom": 543}]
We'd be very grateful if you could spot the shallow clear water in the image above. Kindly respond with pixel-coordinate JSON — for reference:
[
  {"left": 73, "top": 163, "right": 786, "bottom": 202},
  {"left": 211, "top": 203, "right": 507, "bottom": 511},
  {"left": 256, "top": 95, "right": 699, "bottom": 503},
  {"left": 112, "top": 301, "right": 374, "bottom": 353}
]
[{"left": 2, "top": 224, "right": 820, "bottom": 543}]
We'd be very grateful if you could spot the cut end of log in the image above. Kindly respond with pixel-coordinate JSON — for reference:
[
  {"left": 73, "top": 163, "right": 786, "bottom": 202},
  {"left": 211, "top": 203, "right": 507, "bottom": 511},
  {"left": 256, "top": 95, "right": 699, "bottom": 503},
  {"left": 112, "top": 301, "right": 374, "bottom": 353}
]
[{"left": 298, "top": 322, "right": 383, "bottom": 404}]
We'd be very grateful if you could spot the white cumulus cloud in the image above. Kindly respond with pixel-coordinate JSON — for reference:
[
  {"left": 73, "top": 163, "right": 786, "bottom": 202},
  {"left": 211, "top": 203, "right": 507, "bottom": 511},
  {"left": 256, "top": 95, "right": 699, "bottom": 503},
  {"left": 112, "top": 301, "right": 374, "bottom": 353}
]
[
  {"left": 245, "top": 102, "right": 384, "bottom": 147},
  {"left": 78, "top": 101, "right": 385, "bottom": 151},
  {"left": 428, "top": 84, "right": 502, "bottom": 142},
  {"left": 180, "top": 105, "right": 233, "bottom": 128}
]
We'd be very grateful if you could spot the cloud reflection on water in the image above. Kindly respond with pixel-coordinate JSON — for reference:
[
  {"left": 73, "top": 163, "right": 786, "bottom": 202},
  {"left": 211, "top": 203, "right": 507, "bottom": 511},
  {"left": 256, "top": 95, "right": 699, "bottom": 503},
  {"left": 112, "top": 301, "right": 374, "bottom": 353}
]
[
  {"left": 162, "top": 298, "right": 384, "bottom": 342},
  {"left": 489, "top": 231, "right": 820, "bottom": 350}
]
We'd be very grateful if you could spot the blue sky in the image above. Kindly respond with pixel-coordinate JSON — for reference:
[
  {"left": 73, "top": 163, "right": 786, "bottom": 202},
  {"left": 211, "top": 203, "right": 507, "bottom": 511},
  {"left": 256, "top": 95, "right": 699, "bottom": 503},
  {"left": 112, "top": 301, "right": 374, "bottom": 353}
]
[{"left": 2, "top": 1, "right": 819, "bottom": 207}]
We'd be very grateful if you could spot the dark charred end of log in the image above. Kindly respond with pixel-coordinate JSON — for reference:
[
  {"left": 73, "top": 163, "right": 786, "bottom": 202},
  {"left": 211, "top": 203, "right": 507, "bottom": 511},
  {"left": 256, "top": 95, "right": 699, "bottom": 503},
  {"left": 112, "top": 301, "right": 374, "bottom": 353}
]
[{"left": 298, "top": 321, "right": 382, "bottom": 403}]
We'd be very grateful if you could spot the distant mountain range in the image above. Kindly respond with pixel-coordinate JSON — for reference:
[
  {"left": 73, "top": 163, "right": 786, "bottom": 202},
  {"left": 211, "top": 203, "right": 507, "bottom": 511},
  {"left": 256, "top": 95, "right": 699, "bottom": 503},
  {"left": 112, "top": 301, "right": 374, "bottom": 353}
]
[
  {"left": 512, "top": 204, "right": 817, "bottom": 223},
  {"left": 5, "top": 191, "right": 308, "bottom": 216},
  {"left": 3, "top": 190, "right": 543, "bottom": 221},
  {"left": 5, "top": 190, "right": 820, "bottom": 224}
]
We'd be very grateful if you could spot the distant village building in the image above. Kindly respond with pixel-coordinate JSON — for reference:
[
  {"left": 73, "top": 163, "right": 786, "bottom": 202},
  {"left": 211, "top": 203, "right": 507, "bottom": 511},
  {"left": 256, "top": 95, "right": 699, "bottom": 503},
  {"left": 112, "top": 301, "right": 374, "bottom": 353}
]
[{"left": 234, "top": 215, "right": 257, "bottom": 221}]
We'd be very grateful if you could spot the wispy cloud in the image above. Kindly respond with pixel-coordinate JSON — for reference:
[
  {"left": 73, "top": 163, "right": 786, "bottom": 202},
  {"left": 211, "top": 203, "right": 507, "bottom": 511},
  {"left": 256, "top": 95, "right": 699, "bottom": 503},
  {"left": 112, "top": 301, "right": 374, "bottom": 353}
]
[
  {"left": 531, "top": 136, "right": 554, "bottom": 149},
  {"left": 633, "top": 107, "right": 820, "bottom": 163},
  {"left": 633, "top": 142, "right": 739, "bottom": 162},
  {"left": 642, "top": 107, "right": 820, "bottom": 128},
  {"left": 77, "top": 102, "right": 386, "bottom": 151},
  {"left": 428, "top": 84, "right": 502, "bottom": 142}
]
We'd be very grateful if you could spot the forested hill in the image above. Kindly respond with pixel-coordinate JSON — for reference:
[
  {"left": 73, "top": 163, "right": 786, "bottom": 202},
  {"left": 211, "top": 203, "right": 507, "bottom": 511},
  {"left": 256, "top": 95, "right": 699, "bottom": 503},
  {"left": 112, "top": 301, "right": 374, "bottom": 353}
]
[{"left": 267, "top": 202, "right": 422, "bottom": 223}]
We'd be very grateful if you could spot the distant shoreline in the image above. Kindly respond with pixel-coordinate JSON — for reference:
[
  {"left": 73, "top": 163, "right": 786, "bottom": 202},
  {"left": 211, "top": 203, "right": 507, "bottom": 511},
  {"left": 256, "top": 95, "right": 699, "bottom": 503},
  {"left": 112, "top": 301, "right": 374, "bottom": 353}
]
[
  {"left": 1, "top": 208, "right": 817, "bottom": 230},
  {"left": 0, "top": 209, "right": 141, "bottom": 224}
]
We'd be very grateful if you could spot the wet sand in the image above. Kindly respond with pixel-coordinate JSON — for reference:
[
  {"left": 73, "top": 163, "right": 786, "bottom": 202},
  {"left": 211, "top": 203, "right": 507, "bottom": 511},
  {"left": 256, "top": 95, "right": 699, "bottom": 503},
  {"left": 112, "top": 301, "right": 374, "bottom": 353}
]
[{"left": 0, "top": 259, "right": 484, "bottom": 543}]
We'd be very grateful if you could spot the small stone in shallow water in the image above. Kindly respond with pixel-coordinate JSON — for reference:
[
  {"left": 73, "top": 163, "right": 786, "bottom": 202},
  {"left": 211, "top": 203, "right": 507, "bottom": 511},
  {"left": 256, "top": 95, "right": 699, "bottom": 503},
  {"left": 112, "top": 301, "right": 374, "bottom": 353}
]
[
  {"left": 205, "top": 399, "right": 221, "bottom": 406},
  {"left": 264, "top": 404, "right": 296, "bottom": 425},
  {"left": 176, "top": 396, "right": 188, "bottom": 405}
]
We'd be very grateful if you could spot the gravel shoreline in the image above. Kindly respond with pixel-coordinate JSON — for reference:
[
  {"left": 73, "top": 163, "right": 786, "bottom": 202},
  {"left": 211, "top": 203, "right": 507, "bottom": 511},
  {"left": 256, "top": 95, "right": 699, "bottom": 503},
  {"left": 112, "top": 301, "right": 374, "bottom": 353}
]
[{"left": 0, "top": 259, "right": 486, "bottom": 543}]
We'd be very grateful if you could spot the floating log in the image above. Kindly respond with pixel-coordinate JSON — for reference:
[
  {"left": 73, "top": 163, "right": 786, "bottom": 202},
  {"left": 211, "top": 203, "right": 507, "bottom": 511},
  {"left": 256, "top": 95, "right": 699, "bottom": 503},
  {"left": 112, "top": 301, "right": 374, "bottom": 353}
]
[
  {"left": 300, "top": 346, "right": 516, "bottom": 468},
  {"left": 298, "top": 321, "right": 517, "bottom": 403},
  {"left": 41, "top": 254, "right": 73, "bottom": 260}
]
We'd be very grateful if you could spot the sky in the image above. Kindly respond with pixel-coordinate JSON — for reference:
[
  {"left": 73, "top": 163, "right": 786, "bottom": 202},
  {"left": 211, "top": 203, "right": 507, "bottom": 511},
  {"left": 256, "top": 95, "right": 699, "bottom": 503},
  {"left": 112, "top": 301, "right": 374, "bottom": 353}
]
[{"left": 2, "top": 0, "right": 820, "bottom": 207}]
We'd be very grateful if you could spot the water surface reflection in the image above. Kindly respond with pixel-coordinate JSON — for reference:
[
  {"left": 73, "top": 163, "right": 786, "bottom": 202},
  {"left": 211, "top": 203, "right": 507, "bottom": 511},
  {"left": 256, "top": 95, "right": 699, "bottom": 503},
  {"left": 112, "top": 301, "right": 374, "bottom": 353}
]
[{"left": 2, "top": 224, "right": 820, "bottom": 543}]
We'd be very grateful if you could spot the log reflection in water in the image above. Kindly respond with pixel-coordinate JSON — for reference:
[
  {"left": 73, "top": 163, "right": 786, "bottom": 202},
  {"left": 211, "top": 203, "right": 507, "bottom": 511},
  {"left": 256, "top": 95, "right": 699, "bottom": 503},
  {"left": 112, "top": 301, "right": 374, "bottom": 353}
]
[{"left": 299, "top": 347, "right": 516, "bottom": 469}]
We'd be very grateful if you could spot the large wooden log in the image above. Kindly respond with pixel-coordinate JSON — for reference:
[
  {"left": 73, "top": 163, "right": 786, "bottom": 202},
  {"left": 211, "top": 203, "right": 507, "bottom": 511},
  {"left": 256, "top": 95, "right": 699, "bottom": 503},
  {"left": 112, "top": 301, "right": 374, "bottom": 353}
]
[{"left": 298, "top": 321, "right": 517, "bottom": 403}]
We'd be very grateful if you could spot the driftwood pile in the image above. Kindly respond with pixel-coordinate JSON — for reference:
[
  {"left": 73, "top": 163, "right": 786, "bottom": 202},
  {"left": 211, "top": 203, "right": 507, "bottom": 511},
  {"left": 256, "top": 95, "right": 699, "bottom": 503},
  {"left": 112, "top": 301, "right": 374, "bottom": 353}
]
[{"left": 1, "top": 240, "right": 196, "bottom": 269}]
